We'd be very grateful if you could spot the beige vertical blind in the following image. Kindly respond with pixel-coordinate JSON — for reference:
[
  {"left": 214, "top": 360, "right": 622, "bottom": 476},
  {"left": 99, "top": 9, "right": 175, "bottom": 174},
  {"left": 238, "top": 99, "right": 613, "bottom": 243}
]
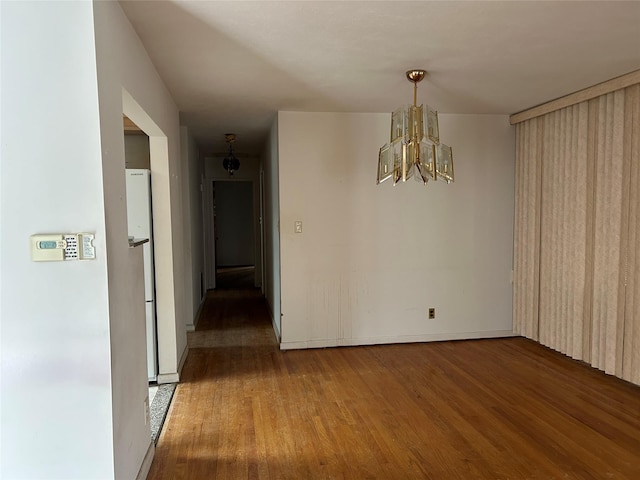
[
  {"left": 622, "top": 85, "right": 640, "bottom": 385},
  {"left": 513, "top": 117, "right": 542, "bottom": 341},
  {"left": 513, "top": 83, "right": 640, "bottom": 385}
]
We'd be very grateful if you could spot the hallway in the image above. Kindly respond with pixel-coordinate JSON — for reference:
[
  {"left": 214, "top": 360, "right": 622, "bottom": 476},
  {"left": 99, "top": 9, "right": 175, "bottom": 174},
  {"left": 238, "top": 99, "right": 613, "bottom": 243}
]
[
  {"left": 148, "top": 288, "right": 279, "bottom": 479},
  {"left": 148, "top": 290, "right": 640, "bottom": 479}
]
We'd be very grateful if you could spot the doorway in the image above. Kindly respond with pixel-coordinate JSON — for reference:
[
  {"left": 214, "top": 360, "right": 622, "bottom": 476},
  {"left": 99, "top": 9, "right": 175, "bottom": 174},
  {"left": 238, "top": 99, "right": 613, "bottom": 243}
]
[
  {"left": 123, "top": 117, "right": 158, "bottom": 383},
  {"left": 213, "top": 180, "right": 256, "bottom": 289}
]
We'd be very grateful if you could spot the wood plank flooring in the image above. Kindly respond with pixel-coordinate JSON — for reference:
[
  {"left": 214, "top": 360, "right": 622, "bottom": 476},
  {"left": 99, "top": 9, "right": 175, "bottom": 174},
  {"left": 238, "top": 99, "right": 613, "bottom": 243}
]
[
  {"left": 215, "top": 266, "right": 256, "bottom": 290},
  {"left": 148, "top": 289, "right": 640, "bottom": 479}
]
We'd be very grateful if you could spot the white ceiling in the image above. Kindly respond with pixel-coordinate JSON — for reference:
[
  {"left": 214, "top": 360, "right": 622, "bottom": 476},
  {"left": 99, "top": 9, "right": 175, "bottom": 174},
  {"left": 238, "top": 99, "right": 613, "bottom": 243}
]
[{"left": 119, "top": 0, "right": 640, "bottom": 156}]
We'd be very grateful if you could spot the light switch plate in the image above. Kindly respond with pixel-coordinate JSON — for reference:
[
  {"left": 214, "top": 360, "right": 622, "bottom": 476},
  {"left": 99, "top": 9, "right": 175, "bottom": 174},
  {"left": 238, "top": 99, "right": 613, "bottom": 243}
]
[{"left": 295, "top": 221, "right": 302, "bottom": 233}]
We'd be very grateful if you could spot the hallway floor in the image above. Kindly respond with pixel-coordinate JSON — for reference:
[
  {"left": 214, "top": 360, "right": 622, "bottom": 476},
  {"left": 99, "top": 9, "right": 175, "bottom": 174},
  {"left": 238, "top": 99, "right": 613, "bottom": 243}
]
[
  {"left": 148, "top": 290, "right": 640, "bottom": 479},
  {"left": 215, "top": 266, "right": 255, "bottom": 289}
]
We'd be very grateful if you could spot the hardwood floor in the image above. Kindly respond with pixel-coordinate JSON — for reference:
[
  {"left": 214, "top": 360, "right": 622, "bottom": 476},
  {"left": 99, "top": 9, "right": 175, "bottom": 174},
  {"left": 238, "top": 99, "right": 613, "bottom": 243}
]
[
  {"left": 148, "top": 289, "right": 640, "bottom": 479},
  {"left": 215, "top": 266, "right": 256, "bottom": 290}
]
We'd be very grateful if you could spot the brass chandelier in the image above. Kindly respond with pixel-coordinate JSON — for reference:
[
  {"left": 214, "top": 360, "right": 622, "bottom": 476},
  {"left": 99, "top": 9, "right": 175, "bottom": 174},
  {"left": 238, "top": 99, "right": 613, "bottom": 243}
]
[
  {"left": 377, "top": 70, "right": 454, "bottom": 186},
  {"left": 222, "top": 133, "right": 240, "bottom": 175}
]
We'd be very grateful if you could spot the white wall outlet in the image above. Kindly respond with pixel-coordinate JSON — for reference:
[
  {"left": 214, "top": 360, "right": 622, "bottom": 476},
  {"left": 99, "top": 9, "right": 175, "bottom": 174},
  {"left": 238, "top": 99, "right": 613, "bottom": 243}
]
[{"left": 295, "top": 221, "right": 303, "bottom": 233}]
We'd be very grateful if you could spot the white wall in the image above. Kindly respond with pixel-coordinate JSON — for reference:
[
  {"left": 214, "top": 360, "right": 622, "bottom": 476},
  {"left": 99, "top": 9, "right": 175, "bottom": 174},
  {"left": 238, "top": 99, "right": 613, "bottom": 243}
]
[
  {"left": 0, "top": 2, "right": 115, "bottom": 477},
  {"left": 263, "top": 119, "right": 282, "bottom": 337},
  {"left": 181, "top": 126, "right": 205, "bottom": 330},
  {"left": 278, "top": 112, "right": 515, "bottom": 349},
  {"left": 1, "top": 2, "right": 191, "bottom": 476},
  {"left": 93, "top": 0, "right": 187, "bottom": 477}
]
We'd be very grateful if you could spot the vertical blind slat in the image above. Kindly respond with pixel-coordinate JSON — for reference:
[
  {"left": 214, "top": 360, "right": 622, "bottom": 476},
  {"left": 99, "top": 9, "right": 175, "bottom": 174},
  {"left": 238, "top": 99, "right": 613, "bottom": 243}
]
[{"left": 574, "top": 102, "right": 589, "bottom": 359}]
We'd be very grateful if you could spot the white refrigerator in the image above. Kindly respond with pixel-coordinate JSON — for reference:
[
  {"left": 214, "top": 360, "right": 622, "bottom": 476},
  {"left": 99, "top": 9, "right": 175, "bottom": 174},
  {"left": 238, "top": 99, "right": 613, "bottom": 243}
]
[{"left": 125, "top": 169, "right": 157, "bottom": 382}]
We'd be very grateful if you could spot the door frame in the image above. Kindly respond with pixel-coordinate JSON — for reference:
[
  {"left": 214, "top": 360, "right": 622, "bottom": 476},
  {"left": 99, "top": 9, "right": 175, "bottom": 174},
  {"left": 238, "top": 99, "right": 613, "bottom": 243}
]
[{"left": 203, "top": 175, "right": 264, "bottom": 291}]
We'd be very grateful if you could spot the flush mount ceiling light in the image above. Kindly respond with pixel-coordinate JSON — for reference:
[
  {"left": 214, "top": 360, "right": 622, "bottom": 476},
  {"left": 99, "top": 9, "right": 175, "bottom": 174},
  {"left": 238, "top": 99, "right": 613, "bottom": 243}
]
[
  {"left": 222, "top": 133, "right": 240, "bottom": 175},
  {"left": 377, "top": 70, "right": 454, "bottom": 186}
]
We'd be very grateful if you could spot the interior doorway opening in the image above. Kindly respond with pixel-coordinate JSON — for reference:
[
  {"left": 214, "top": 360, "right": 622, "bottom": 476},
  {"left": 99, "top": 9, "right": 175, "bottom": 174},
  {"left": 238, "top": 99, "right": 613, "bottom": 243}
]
[
  {"left": 213, "top": 180, "right": 256, "bottom": 290},
  {"left": 122, "top": 88, "right": 180, "bottom": 386},
  {"left": 123, "top": 116, "right": 158, "bottom": 383}
]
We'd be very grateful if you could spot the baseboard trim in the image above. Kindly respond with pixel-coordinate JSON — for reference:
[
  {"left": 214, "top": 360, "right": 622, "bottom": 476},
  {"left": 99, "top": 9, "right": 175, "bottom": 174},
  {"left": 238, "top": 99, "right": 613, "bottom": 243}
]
[
  {"left": 156, "top": 372, "right": 179, "bottom": 384},
  {"left": 157, "top": 345, "right": 189, "bottom": 384},
  {"left": 272, "top": 315, "right": 281, "bottom": 343},
  {"left": 135, "top": 441, "right": 155, "bottom": 480},
  {"left": 266, "top": 301, "right": 281, "bottom": 343},
  {"left": 178, "top": 345, "right": 189, "bottom": 376},
  {"left": 186, "top": 296, "right": 206, "bottom": 332},
  {"left": 280, "top": 330, "right": 515, "bottom": 351}
]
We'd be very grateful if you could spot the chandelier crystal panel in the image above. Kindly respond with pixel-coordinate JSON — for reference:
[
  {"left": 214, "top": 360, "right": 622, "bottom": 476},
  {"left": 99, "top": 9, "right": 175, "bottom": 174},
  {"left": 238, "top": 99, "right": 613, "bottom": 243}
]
[{"left": 377, "top": 70, "right": 454, "bottom": 186}]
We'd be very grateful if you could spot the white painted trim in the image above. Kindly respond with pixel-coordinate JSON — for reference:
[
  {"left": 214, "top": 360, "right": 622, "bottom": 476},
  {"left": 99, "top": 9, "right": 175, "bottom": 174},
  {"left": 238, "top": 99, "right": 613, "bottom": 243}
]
[
  {"left": 265, "top": 300, "right": 281, "bottom": 342},
  {"left": 123, "top": 89, "right": 179, "bottom": 395},
  {"left": 280, "top": 330, "right": 515, "bottom": 351},
  {"left": 203, "top": 179, "right": 216, "bottom": 290},
  {"left": 178, "top": 345, "right": 189, "bottom": 376},
  {"left": 156, "top": 372, "right": 179, "bottom": 384},
  {"left": 272, "top": 315, "right": 281, "bottom": 343},
  {"left": 510, "top": 69, "right": 640, "bottom": 124},
  {"left": 186, "top": 296, "right": 206, "bottom": 332},
  {"left": 135, "top": 441, "right": 155, "bottom": 480},
  {"left": 157, "top": 343, "right": 189, "bottom": 384}
]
